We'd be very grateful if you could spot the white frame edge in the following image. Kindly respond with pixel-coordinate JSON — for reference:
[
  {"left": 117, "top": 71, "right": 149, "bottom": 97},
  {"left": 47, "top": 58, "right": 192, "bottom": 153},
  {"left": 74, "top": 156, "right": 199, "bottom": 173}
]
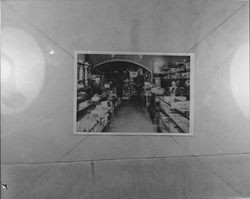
[{"left": 73, "top": 51, "right": 195, "bottom": 136}]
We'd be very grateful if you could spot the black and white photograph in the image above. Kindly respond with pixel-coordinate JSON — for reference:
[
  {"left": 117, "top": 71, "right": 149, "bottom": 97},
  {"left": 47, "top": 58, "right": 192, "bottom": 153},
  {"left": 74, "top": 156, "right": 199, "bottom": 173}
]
[{"left": 74, "top": 52, "right": 194, "bottom": 135}]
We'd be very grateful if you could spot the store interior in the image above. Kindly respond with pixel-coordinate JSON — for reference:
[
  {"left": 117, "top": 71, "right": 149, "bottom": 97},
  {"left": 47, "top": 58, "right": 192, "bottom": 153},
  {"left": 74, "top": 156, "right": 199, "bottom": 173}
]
[{"left": 76, "top": 54, "right": 191, "bottom": 133}]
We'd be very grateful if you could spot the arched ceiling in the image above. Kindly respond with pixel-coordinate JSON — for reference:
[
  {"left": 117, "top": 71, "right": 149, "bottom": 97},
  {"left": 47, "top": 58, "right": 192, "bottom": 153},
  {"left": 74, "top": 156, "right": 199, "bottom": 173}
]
[
  {"left": 88, "top": 53, "right": 186, "bottom": 71},
  {"left": 89, "top": 54, "right": 153, "bottom": 70},
  {"left": 94, "top": 60, "right": 152, "bottom": 73}
]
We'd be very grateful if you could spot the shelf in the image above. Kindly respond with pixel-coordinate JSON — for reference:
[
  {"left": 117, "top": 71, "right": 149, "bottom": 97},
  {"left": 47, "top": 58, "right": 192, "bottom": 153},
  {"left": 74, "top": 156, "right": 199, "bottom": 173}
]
[
  {"left": 174, "top": 108, "right": 189, "bottom": 119},
  {"left": 154, "top": 71, "right": 189, "bottom": 75},
  {"left": 77, "top": 103, "right": 96, "bottom": 121},
  {"left": 77, "top": 106, "right": 112, "bottom": 132},
  {"left": 78, "top": 79, "right": 85, "bottom": 83},
  {"left": 158, "top": 97, "right": 171, "bottom": 106},
  {"left": 161, "top": 78, "right": 189, "bottom": 80},
  {"left": 159, "top": 112, "right": 183, "bottom": 134},
  {"left": 77, "top": 62, "right": 85, "bottom": 65},
  {"left": 77, "top": 97, "right": 91, "bottom": 104},
  {"left": 159, "top": 101, "right": 189, "bottom": 133},
  {"left": 88, "top": 121, "right": 99, "bottom": 132},
  {"left": 84, "top": 115, "right": 110, "bottom": 133},
  {"left": 160, "top": 71, "right": 187, "bottom": 75},
  {"left": 77, "top": 87, "right": 91, "bottom": 92},
  {"left": 179, "top": 92, "right": 189, "bottom": 96}
]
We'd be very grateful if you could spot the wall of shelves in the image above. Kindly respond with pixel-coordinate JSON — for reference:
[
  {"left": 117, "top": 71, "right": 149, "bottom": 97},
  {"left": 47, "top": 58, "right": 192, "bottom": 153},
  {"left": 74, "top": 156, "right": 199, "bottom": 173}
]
[
  {"left": 151, "top": 60, "right": 191, "bottom": 133},
  {"left": 153, "top": 60, "right": 190, "bottom": 98},
  {"left": 76, "top": 60, "right": 119, "bottom": 132},
  {"left": 76, "top": 60, "right": 93, "bottom": 122}
]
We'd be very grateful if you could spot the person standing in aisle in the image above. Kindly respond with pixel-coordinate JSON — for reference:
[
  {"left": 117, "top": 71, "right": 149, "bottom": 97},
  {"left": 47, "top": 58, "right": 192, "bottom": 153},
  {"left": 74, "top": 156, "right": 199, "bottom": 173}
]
[
  {"left": 169, "top": 80, "right": 177, "bottom": 96},
  {"left": 169, "top": 80, "right": 177, "bottom": 104},
  {"left": 91, "top": 76, "right": 102, "bottom": 95}
]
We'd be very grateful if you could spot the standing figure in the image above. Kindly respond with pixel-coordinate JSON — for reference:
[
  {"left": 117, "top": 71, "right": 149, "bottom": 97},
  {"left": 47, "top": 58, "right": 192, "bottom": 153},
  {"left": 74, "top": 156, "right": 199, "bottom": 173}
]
[{"left": 169, "top": 81, "right": 177, "bottom": 96}]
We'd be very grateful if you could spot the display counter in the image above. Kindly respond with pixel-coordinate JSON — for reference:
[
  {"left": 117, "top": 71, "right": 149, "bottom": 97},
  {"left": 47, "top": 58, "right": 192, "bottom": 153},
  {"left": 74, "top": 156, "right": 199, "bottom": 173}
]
[
  {"left": 76, "top": 89, "right": 121, "bottom": 133},
  {"left": 158, "top": 96, "right": 189, "bottom": 133},
  {"left": 77, "top": 101, "right": 112, "bottom": 133}
]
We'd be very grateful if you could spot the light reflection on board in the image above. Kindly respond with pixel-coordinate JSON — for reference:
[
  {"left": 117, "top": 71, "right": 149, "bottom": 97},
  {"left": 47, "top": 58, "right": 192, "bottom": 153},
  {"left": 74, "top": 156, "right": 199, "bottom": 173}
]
[
  {"left": 1, "top": 28, "right": 45, "bottom": 115},
  {"left": 230, "top": 42, "right": 249, "bottom": 120}
]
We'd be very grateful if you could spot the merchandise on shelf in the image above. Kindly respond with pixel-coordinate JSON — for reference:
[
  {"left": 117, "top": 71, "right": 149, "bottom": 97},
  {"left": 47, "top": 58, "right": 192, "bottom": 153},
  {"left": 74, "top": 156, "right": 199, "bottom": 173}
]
[
  {"left": 151, "top": 87, "right": 164, "bottom": 95},
  {"left": 77, "top": 113, "right": 97, "bottom": 132},
  {"left": 77, "top": 100, "right": 113, "bottom": 133},
  {"left": 171, "top": 101, "right": 189, "bottom": 110},
  {"left": 91, "top": 94, "right": 101, "bottom": 103},
  {"left": 78, "top": 100, "right": 91, "bottom": 111}
]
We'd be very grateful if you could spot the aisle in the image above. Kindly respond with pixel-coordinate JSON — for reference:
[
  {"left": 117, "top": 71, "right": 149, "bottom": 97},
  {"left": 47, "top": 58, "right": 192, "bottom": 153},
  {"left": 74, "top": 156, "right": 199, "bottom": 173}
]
[{"left": 106, "top": 98, "right": 155, "bottom": 133}]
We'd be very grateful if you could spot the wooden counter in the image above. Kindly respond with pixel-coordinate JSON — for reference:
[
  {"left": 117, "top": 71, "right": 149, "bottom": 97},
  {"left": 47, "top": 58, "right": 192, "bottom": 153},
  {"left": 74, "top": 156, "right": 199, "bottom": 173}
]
[{"left": 158, "top": 97, "right": 189, "bottom": 133}]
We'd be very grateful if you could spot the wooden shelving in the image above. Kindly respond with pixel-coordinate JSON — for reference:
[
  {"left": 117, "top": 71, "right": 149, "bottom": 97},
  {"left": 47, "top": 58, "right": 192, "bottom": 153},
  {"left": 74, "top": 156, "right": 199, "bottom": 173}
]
[
  {"left": 159, "top": 100, "right": 189, "bottom": 133},
  {"left": 78, "top": 79, "right": 85, "bottom": 83},
  {"left": 77, "top": 87, "right": 91, "bottom": 93},
  {"left": 77, "top": 62, "right": 85, "bottom": 65},
  {"left": 77, "top": 96, "right": 90, "bottom": 104},
  {"left": 77, "top": 103, "right": 95, "bottom": 121}
]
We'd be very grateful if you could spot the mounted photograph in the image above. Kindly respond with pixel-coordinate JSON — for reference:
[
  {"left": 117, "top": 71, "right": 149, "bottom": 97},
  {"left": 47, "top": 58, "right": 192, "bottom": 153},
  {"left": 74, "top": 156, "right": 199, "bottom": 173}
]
[{"left": 73, "top": 51, "right": 194, "bottom": 135}]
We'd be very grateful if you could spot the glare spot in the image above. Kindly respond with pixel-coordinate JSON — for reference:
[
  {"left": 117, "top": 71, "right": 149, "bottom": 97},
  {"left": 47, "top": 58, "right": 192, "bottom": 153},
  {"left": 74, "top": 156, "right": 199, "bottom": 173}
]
[
  {"left": 230, "top": 42, "right": 249, "bottom": 119},
  {"left": 1, "top": 28, "right": 45, "bottom": 115},
  {"left": 1, "top": 54, "right": 13, "bottom": 82},
  {"left": 49, "top": 49, "right": 54, "bottom": 55}
]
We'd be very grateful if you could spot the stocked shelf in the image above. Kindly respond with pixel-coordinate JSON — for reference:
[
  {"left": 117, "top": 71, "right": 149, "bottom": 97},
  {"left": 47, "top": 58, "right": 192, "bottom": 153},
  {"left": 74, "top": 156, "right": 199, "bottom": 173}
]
[
  {"left": 77, "top": 61, "right": 85, "bottom": 65},
  {"left": 154, "top": 70, "right": 190, "bottom": 75},
  {"left": 158, "top": 112, "right": 183, "bottom": 134},
  {"left": 77, "top": 96, "right": 91, "bottom": 104},
  {"left": 77, "top": 87, "right": 91, "bottom": 92},
  {"left": 161, "top": 78, "right": 189, "bottom": 80},
  {"left": 78, "top": 79, "right": 85, "bottom": 83},
  {"left": 79, "top": 115, "right": 110, "bottom": 133},
  {"left": 77, "top": 101, "right": 113, "bottom": 132},
  {"left": 159, "top": 97, "right": 189, "bottom": 133},
  {"left": 77, "top": 103, "right": 96, "bottom": 121}
]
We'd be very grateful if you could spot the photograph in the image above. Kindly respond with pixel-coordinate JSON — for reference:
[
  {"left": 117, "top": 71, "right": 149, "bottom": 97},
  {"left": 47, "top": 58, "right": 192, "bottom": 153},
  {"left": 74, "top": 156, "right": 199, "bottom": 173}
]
[{"left": 74, "top": 52, "right": 194, "bottom": 135}]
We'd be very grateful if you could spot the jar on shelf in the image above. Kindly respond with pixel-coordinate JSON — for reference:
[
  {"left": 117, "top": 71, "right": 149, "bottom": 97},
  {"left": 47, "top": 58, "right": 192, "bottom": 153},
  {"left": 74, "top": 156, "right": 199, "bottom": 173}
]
[{"left": 78, "top": 64, "right": 84, "bottom": 80}]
